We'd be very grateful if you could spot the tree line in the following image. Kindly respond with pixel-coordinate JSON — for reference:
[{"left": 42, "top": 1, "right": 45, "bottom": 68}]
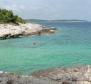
[{"left": 0, "top": 9, "right": 25, "bottom": 24}]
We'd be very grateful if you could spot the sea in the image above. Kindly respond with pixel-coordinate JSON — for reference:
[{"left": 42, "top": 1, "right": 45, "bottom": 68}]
[{"left": 0, "top": 20, "right": 91, "bottom": 74}]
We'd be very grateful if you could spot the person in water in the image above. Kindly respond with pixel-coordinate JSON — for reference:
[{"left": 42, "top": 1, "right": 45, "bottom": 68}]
[
  {"left": 38, "top": 31, "right": 41, "bottom": 36},
  {"left": 33, "top": 42, "right": 36, "bottom": 45}
]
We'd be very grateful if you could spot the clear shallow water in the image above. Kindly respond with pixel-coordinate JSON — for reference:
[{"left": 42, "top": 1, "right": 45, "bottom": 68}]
[{"left": 0, "top": 21, "right": 91, "bottom": 74}]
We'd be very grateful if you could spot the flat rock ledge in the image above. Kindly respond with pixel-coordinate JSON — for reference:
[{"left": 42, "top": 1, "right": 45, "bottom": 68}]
[
  {"left": 0, "top": 65, "right": 91, "bottom": 84},
  {"left": 0, "top": 23, "right": 57, "bottom": 40}
]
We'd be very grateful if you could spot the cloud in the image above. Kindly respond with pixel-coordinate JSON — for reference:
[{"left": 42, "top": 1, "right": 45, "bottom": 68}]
[
  {"left": 0, "top": 0, "right": 26, "bottom": 12},
  {"left": 0, "top": 4, "right": 26, "bottom": 13},
  {"left": 0, "top": 0, "right": 91, "bottom": 20}
]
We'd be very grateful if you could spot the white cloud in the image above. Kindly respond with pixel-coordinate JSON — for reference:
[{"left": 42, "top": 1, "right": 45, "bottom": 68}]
[
  {"left": 19, "top": 5, "right": 25, "bottom": 10},
  {"left": 0, "top": 0, "right": 91, "bottom": 20},
  {"left": 0, "top": 4, "right": 26, "bottom": 12}
]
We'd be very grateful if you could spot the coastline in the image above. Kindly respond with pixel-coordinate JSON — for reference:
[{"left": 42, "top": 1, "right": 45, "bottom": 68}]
[
  {"left": 0, "top": 65, "right": 91, "bottom": 84},
  {"left": 0, "top": 23, "right": 56, "bottom": 40}
]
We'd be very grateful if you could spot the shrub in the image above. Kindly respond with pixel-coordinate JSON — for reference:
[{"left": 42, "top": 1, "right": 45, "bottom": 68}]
[{"left": 0, "top": 9, "right": 25, "bottom": 24}]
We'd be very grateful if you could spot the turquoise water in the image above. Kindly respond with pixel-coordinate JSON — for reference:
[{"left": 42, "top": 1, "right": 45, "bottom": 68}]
[{"left": 0, "top": 21, "right": 91, "bottom": 74}]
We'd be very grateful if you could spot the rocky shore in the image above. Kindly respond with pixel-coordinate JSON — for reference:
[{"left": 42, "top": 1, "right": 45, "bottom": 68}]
[
  {"left": 0, "top": 23, "right": 56, "bottom": 40},
  {"left": 0, "top": 65, "right": 91, "bottom": 84}
]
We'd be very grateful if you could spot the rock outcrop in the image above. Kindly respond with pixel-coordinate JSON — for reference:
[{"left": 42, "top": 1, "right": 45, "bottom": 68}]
[
  {"left": 32, "top": 65, "right": 91, "bottom": 84},
  {"left": 0, "top": 23, "right": 42, "bottom": 39},
  {"left": 0, "top": 23, "right": 57, "bottom": 40},
  {"left": 0, "top": 66, "right": 91, "bottom": 84}
]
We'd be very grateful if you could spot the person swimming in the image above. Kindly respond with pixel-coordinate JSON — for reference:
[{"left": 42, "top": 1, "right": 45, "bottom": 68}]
[{"left": 33, "top": 42, "right": 36, "bottom": 45}]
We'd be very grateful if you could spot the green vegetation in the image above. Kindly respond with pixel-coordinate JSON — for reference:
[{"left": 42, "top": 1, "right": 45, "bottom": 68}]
[{"left": 0, "top": 9, "right": 25, "bottom": 24}]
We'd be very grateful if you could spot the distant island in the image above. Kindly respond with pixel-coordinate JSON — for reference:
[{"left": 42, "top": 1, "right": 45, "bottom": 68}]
[
  {"left": 25, "top": 19, "right": 88, "bottom": 23},
  {"left": 50, "top": 19, "right": 88, "bottom": 22}
]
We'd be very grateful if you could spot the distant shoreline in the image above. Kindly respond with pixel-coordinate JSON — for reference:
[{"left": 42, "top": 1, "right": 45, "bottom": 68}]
[{"left": 25, "top": 19, "right": 88, "bottom": 23}]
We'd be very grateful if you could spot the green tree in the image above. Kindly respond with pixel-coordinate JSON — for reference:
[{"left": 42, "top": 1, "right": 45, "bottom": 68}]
[{"left": 0, "top": 9, "right": 25, "bottom": 24}]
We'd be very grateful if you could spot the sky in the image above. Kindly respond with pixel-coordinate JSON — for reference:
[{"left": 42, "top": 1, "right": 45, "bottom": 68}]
[{"left": 0, "top": 0, "right": 91, "bottom": 21}]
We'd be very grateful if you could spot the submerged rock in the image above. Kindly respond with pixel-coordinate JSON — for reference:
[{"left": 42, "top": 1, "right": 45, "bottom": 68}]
[
  {"left": 32, "top": 65, "right": 91, "bottom": 84},
  {"left": 41, "top": 28, "right": 57, "bottom": 33},
  {"left": 0, "top": 66, "right": 91, "bottom": 84}
]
